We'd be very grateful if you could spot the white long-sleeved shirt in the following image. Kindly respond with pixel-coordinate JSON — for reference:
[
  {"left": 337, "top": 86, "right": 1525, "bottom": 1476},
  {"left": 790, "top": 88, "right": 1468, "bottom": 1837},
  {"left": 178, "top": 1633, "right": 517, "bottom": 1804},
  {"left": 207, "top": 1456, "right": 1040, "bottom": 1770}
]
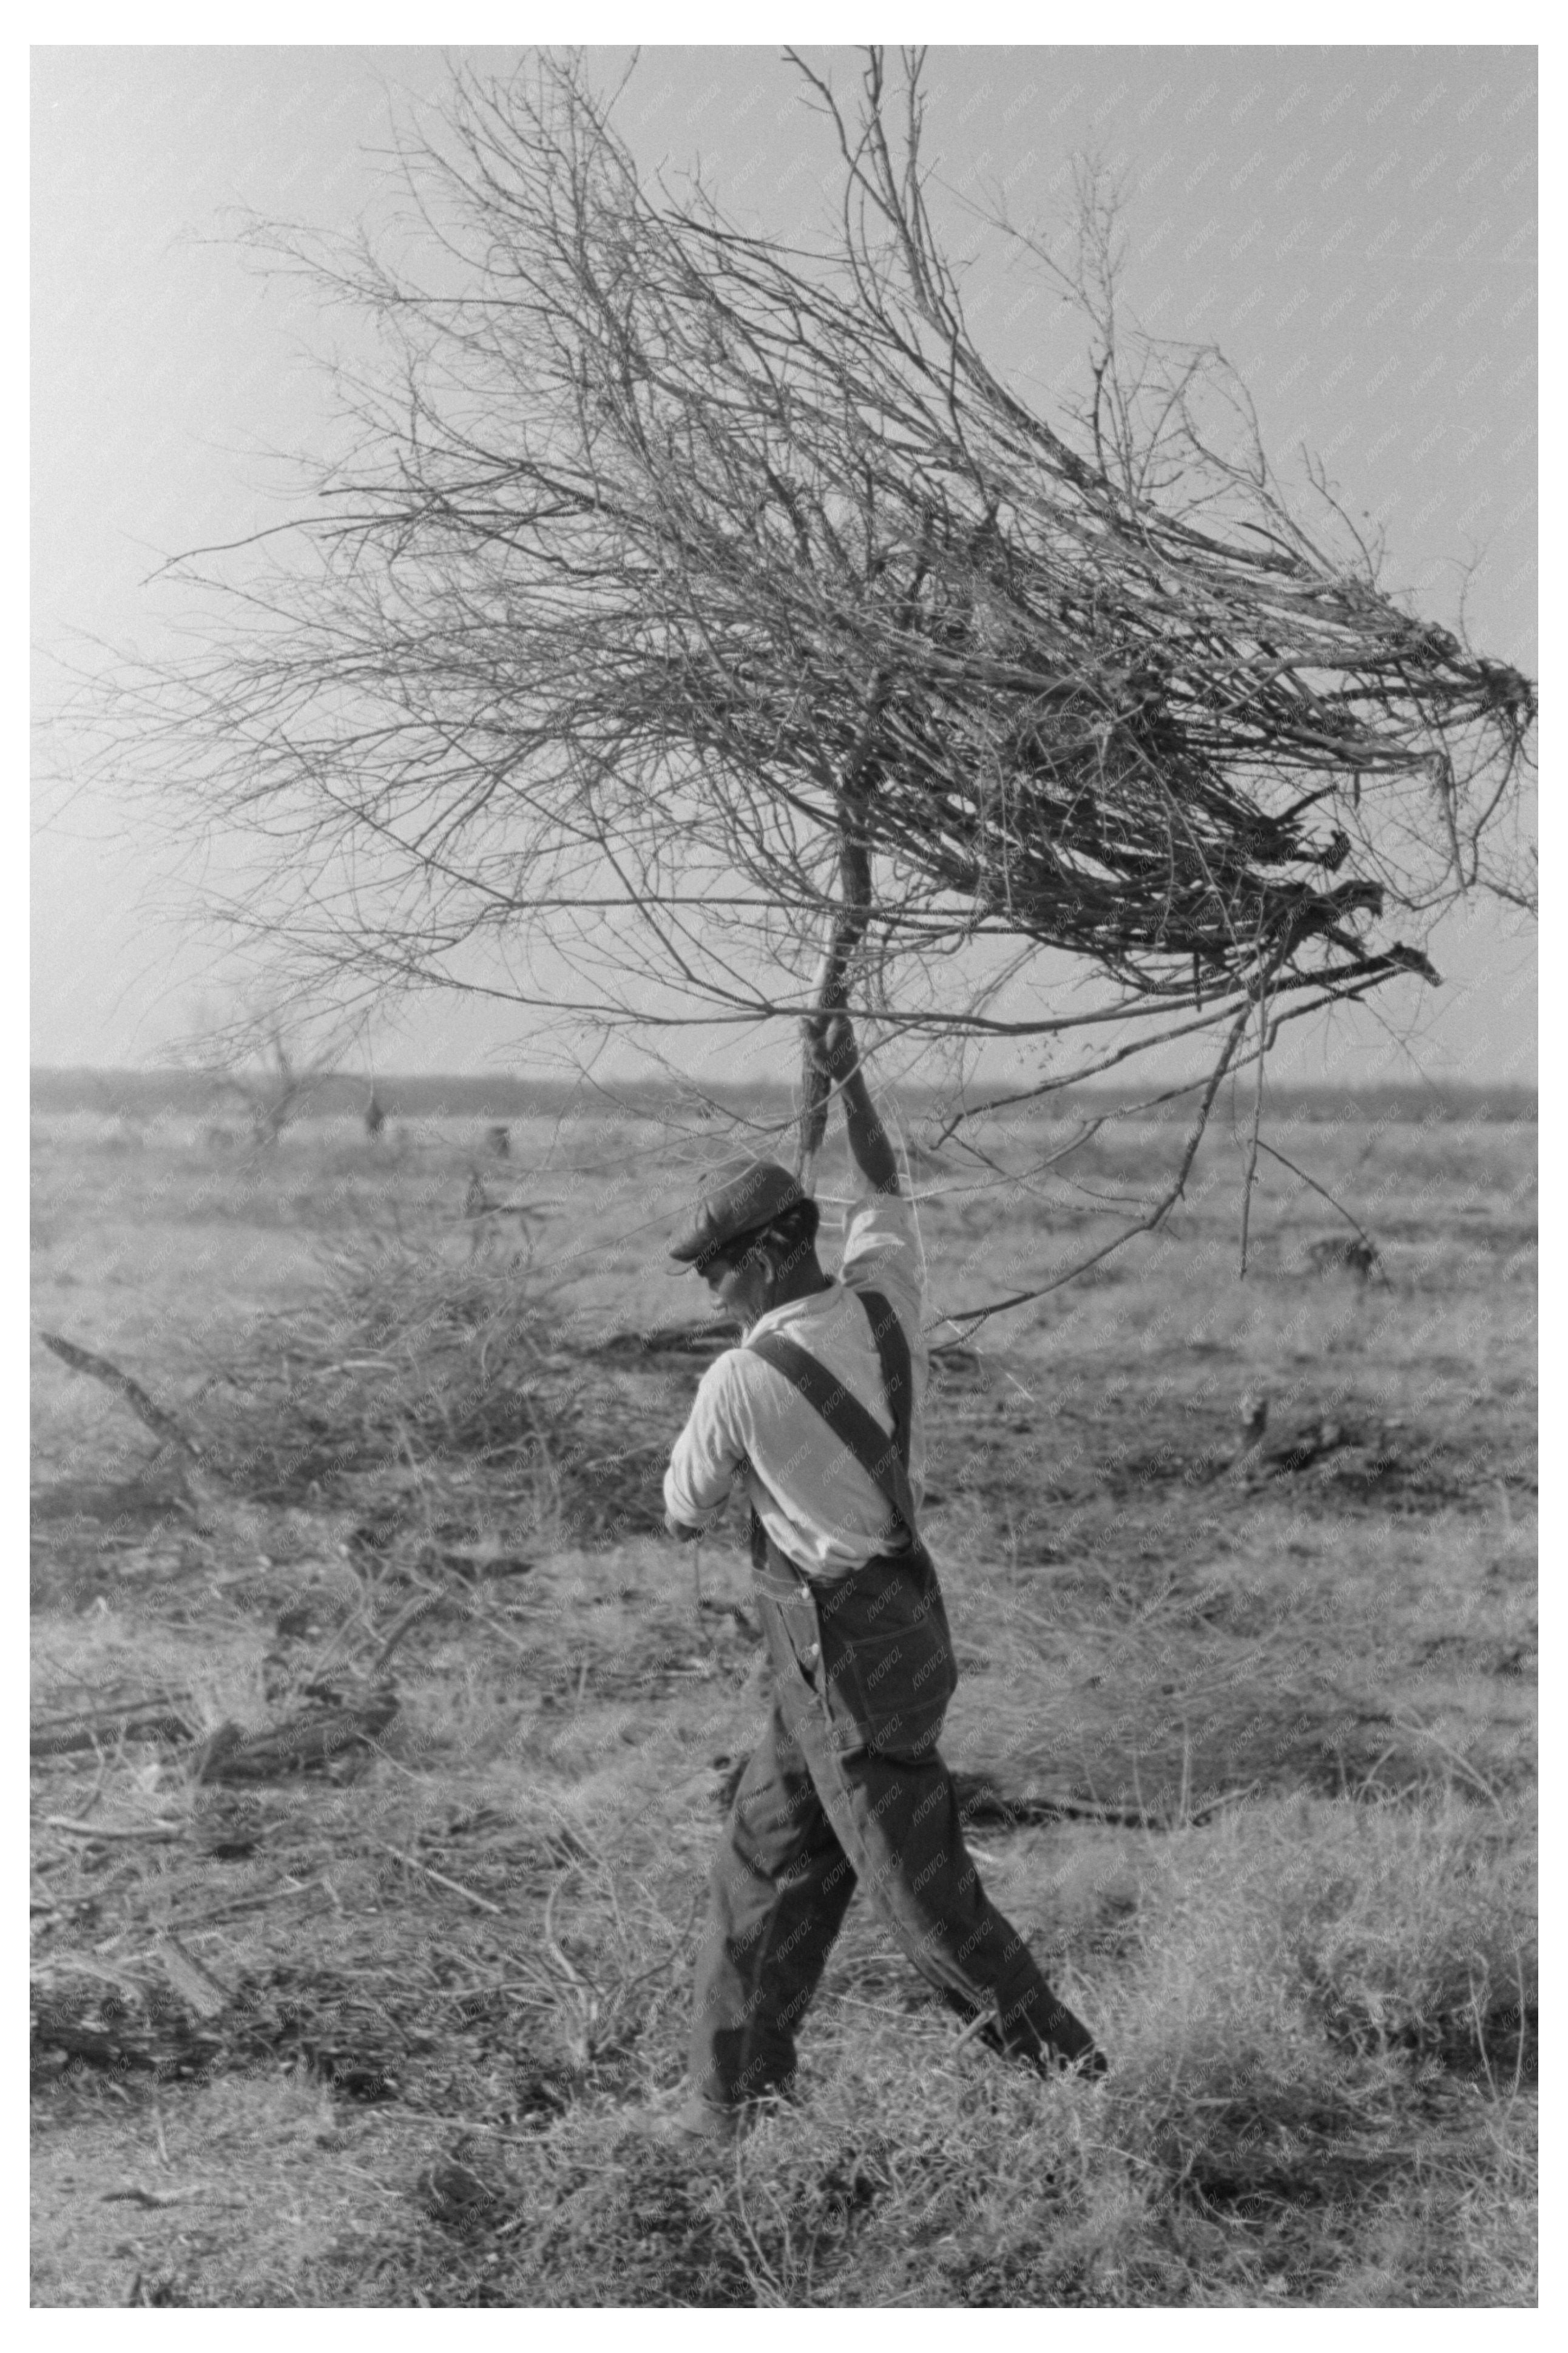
[{"left": 662, "top": 1191, "right": 929, "bottom": 1578}]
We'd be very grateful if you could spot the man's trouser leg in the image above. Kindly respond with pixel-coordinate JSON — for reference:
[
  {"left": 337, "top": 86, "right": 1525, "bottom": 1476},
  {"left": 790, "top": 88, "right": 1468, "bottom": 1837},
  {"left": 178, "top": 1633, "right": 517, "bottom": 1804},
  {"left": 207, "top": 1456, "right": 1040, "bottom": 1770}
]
[
  {"left": 688, "top": 1685, "right": 857, "bottom": 2107},
  {"left": 689, "top": 1543, "right": 1098, "bottom": 2107}
]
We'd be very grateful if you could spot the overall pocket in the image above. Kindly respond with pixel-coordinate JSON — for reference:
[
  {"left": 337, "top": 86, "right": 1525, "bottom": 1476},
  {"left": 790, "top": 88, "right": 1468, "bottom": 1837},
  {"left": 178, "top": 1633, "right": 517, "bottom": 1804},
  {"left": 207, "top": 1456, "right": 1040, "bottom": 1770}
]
[
  {"left": 758, "top": 1583, "right": 824, "bottom": 1695},
  {"left": 816, "top": 1555, "right": 957, "bottom": 1760}
]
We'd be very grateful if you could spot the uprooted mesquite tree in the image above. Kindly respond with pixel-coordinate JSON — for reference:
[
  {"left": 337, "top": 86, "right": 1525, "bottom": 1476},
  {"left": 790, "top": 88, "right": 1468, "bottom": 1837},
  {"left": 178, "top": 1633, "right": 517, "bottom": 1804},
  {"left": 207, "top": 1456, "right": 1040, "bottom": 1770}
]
[{"left": 105, "top": 49, "right": 1534, "bottom": 1306}]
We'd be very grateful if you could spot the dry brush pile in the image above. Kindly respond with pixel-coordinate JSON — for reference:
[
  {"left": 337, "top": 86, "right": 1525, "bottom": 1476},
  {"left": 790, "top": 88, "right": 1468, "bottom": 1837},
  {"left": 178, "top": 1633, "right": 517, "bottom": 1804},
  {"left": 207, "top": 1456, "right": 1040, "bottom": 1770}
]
[
  {"left": 46, "top": 1231, "right": 723, "bottom": 1549},
  {"left": 91, "top": 47, "right": 1533, "bottom": 1236}
]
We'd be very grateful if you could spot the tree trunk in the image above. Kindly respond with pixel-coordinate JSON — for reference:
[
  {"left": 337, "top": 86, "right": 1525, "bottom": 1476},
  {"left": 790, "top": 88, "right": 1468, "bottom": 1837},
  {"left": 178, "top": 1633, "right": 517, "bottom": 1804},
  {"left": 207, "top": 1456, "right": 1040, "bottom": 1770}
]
[{"left": 796, "top": 801, "right": 872, "bottom": 1189}]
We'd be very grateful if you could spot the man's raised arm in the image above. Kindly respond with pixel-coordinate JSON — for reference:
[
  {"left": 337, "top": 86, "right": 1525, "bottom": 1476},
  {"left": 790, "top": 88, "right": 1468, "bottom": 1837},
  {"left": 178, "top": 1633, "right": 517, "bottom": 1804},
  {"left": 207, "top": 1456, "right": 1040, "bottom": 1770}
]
[{"left": 814, "top": 1015, "right": 900, "bottom": 1195}]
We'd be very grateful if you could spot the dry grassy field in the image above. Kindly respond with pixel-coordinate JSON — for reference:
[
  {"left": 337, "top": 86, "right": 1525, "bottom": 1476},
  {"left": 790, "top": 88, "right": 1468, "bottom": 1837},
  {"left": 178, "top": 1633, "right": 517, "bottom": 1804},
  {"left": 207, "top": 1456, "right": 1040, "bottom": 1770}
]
[{"left": 29, "top": 1092, "right": 1537, "bottom": 2307}]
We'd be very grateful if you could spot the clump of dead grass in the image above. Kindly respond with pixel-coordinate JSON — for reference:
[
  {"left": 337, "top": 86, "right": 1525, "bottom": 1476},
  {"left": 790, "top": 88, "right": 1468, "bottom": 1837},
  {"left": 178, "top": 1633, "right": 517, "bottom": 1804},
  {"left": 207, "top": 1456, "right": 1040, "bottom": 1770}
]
[{"left": 1111, "top": 1786, "right": 1536, "bottom": 2092}]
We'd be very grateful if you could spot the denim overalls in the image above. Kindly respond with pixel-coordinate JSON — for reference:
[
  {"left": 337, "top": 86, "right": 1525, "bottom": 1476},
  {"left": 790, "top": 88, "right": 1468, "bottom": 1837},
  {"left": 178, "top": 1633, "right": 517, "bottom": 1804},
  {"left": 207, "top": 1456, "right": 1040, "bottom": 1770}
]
[{"left": 687, "top": 1292, "right": 1093, "bottom": 2105}]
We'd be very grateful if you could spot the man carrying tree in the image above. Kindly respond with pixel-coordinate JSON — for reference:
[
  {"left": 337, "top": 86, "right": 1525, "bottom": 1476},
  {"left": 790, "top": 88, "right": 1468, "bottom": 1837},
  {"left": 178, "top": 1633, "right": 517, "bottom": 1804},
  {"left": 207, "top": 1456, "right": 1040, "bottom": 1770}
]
[{"left": 655, "top": 1014, "right": 1104, "bottom": 2145}]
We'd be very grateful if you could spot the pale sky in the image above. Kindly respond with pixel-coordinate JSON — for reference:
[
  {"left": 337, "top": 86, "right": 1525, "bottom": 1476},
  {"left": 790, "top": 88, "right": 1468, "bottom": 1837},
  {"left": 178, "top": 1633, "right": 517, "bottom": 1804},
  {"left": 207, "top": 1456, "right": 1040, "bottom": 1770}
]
[{"left": 31, "top": 43, "right": 1536, "bottom": 1086}]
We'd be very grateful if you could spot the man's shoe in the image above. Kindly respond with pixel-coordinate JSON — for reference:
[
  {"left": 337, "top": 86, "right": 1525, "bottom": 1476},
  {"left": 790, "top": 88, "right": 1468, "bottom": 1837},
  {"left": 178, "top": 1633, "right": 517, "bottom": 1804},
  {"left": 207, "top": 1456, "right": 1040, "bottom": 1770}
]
[
  {"left": 1033, "top": 1999, "right": 1108, "bottom": 2079},
  {"left": 987, "top": 1991, "right": 1107, "bottom": 2079}
]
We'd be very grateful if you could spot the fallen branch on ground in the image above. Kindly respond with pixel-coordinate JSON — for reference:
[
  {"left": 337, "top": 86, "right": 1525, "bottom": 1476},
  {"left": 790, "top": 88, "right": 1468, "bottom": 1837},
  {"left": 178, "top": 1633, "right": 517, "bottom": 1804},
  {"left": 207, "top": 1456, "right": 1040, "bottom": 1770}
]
[
  {"left": 193, "top": 1689, "right": 400, "bottom": 1783},
  {"left": 42, "top": 1815, "right": 185, "bottom": 1843},
  {"left": 955, "top": 1776, "right": 1258, "bottom": 1831},
  {"left": 37, "top": 1332, "right": 206, "bottom": 1462},
  {"left": 367, "top": 1837, "right": 504, "bottom": 1916},
  {"left": 31, "top": 1695, "right": 198, "bottom": 1757}
]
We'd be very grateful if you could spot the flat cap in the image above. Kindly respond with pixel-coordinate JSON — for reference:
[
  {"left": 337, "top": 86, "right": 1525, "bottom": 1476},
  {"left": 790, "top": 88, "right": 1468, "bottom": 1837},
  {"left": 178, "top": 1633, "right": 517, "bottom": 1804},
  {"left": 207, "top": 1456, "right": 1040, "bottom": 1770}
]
[{"left": 668, "top": 1157, "right": 807, "bottom": 1267}]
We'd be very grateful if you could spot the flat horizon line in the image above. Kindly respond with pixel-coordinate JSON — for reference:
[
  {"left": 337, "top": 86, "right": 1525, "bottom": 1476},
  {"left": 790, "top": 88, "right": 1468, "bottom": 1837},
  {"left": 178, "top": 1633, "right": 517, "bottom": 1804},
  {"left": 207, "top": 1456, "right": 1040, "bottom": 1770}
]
[{"left": 30, "top": 1063, "right": 1539, "bottom": 1122}]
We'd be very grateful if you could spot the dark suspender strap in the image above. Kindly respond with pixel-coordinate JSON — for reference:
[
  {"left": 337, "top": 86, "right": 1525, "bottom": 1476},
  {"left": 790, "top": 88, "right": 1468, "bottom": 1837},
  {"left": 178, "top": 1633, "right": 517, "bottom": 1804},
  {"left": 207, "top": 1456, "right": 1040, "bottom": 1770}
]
[
  {"left": 854, "top": 1289, "right": 913, "bottom": 1473},
  {"left": 746, "top": 1326, "right": 921, "bottom": 1549}
]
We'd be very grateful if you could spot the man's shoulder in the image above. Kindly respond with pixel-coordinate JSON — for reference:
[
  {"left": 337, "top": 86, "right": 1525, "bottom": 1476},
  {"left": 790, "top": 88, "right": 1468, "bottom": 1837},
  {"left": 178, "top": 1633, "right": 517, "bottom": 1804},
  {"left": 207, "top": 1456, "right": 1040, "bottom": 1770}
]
[
  {"left": 697, "top": 1342, "right": 774, "bottom": 1400},
  {"left": 693, "top": 1338, "right": 811, "bottom": 1438}
]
